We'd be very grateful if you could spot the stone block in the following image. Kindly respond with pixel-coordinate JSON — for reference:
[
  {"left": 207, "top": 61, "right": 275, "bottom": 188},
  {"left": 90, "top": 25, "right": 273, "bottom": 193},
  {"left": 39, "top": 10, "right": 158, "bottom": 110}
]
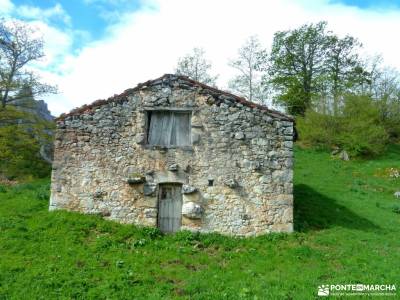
[
  {"left": 182, "top": 185, "right": 197, "bottom": 194},
  {"left": 144, "top": 208, "right": 157, "bottom": 218},
  {"left": 143, "top": 183, "right": 157, "bottom": 196},
  {"left": 234, "top": 132, "right": 245, "bottom": 140},
  {"left": 168, "top": 164, "right": 179, "bottom": 172},
  {"left": 224, "top": 179, "right": 238, "bottom": 188},
  {"left": 182, "top": 202, "right": 203, "bottom": 219},
  {"left": 127, "top": 177, "right": 145, "bottom": 184}
]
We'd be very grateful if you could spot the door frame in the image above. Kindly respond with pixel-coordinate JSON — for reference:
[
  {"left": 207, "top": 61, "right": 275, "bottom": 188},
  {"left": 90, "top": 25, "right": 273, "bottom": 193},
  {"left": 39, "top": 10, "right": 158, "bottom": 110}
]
[{"left": 156, "top": 182, "right": 183, "bottom": 233}]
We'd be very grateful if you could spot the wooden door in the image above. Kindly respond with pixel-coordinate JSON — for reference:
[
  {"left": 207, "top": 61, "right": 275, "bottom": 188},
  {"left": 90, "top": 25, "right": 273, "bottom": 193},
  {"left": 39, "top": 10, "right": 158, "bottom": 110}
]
[{"left": 158, "top": 184, "right": 182, "bottom": 233}]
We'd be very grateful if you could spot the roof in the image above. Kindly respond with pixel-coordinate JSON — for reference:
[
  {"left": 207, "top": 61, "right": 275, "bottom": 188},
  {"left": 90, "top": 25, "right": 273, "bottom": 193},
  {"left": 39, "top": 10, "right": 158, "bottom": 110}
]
[{"left": 57, "top": 74, "right": 293, "bottom": 122}]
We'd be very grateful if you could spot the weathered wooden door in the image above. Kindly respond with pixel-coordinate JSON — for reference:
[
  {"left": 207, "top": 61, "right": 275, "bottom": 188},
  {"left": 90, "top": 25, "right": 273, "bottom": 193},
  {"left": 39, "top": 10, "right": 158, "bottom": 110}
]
[{"left": 158, "top": 184, "right": 182, "bottom": 233}]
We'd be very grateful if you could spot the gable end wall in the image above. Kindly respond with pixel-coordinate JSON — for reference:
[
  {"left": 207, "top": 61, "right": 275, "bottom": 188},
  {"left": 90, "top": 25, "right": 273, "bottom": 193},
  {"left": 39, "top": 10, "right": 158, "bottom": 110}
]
[{"left": 50, "top": 82, "right": 293, "bottom": 236}]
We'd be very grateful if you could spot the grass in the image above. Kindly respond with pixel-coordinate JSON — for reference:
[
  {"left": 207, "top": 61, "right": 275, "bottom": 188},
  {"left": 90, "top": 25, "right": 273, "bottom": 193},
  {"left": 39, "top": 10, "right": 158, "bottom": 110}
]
[{"left": 0, "top": 146, "right": 400, "bottom": 299}]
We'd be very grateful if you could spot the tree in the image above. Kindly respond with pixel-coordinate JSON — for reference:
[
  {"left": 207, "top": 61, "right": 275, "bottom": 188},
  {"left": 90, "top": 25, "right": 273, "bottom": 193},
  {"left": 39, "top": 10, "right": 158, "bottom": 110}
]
[
  {"left": 325, "top": 35, "right": 362, "bottom": 115},
  {"left": 228, "top": 36, "right": 268, "bottom": 104},
  {"left": 368, "top": 66, "right": 400, "bottom": 141},
  {"left": 175, "top": 47, "right": 218, "bottom": 86},
  {"left": 349, "top": 55, "right": 382, "bottom": 97},
  {"left": 268, "top": 22, "right": 331, "bottom": 115},
  {"left": 0, "top": 19, "right": 56, "bottom": 110}
]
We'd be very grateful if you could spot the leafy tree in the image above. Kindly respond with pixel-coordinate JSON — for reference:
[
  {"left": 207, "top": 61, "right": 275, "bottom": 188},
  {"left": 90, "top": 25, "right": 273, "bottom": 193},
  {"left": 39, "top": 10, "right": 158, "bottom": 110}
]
[
  {"left": 0, "top": 19, "right": 56, "bottom": 110},
  {"left": 228, "top": 36, "right": 268, "bottom": 104},
  {"left": 175, "top": 47, "right": 218, "bottom": 86},
  {"left": 268, "top": 22, "right": 331, "bottom": 115},
  {"left": 370, "top": 67, "right": 400, "bottom": 141},
  {"left": 349, "top": 55, "right": 382, "bottom": 96},
  {"left": 268, "top": 21, "right": 364, "bottom": 116},
  {"left": 346, "top": 56, "right": 400, "bottom": 141},
  {"left": 325, "top": 35, "right": 362, "bottom": 115}
]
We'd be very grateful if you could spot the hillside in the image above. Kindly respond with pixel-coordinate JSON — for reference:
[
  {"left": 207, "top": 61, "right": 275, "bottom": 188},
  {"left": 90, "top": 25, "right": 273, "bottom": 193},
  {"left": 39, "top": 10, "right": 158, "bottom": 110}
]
[
  {"left": 0, "top": 94, "right": 54, "bottom": 180},
  {"left": 0, "top": 146, "right": 399, "bottom": 299}
]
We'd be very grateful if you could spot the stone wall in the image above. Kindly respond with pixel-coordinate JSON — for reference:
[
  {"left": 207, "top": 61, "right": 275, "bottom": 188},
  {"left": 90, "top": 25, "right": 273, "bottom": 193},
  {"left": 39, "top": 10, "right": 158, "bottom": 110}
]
[{"left": 50, "top": 75, "right": 294, "bottom": 236}]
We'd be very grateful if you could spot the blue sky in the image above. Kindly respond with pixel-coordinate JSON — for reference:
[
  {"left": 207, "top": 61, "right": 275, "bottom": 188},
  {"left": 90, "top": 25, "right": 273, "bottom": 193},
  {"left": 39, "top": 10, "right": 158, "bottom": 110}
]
[
  {"left": 14, "top": 0, "right": 399, "bottom": 55},
  {"left": 1, "top": 0, "right": 400, "bottom": 115},
  {"left": 331, "top": 0, "right": 400, "bottom": 9},
  {"left": 12, "top": 0, "right": 144, "bottom": 47}
]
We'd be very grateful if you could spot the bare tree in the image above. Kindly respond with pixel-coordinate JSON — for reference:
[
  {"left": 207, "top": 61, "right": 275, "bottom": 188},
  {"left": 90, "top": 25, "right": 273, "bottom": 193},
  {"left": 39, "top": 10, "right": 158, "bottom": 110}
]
[
  {"left": 228, "top": 36, "right": 268, "bottom": 104},
  {"left": 0, "top": 19, "right": 56, "bottom": 110},
  {"left": 175, "top": 47, "right": 218, "bottom": 86}
]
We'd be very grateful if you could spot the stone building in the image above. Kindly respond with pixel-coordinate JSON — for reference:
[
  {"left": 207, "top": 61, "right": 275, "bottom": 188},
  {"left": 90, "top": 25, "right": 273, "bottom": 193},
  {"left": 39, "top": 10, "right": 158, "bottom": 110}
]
[{"left": 50, "top": 74, "right": 294, "bottom": 236}]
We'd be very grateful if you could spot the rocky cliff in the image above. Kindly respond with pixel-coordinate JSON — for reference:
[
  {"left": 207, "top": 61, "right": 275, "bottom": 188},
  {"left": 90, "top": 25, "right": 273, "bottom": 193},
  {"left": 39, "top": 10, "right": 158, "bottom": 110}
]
[{"left": 12, "top": 98, "right": 54, "bottom": 121}]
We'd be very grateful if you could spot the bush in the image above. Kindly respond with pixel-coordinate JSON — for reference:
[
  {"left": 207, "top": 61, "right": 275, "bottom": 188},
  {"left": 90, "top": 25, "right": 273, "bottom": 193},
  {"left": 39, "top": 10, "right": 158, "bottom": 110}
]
[
  {"left": 297, "top": 95, "right": 389, "bottom": 157},
  {"left": 296, "top": 110, "right": 340, "bottom": 150},
  {"left": 392, "top": 205, "right": 400, "bottom": 214},
  {"left": 0, "top": 107, "right": 53, "bottom": 179},
  {"left": 340, "top": 95, "right": 388, "bottom": 156},
  {"left": 376, "top": 97, "right": 400, "bottom": 142}
]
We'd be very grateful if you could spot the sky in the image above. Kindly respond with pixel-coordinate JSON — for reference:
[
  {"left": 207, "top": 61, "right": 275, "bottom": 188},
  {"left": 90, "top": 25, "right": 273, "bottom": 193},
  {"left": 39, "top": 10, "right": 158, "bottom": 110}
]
[{"left": 1, "top": 0, "right": 400, "bottom": 116}]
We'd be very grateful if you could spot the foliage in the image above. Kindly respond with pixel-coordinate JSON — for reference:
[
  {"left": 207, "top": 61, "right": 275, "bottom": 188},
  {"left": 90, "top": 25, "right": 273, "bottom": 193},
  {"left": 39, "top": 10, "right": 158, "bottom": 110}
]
[
  {"left": 296, "top": 109, "right": 339, "bottom": 150},
  {"left": 228, "top": 36, "right": 269, "bottom": 104},
  {"left": 370, "top": 66, "right": 400, "bottom": 141},
  {"left": 268, "top": 21, "right": 364, "bottom": 116},
  {"left": 268, "top": 21, "right": 330, "bottom": 115},
  {"left": 297, "top": 95, "right": 389, "bottom": 157},
  {"left": 1, "top": 147, "right": 400, "bottom": 298},
  {"left": 339, "top": 95, "right": 388, "bottom": 156},
  {"left": 378, "top": 99, "right": 400, "bottom": 142},
  {"left": 175, "top": 47, "right": 218, "bottom": 86},
  {"left": 391, "top": 204, "right": 400, "bottom": 214},
  {"left": 0, "top": 106, "right": 53, "bottom": 179},
  {"left": 325, "top": 35, "right": 362, "bottom": 115},
  {"left": 0, "top": 19, "right": 56, "bottom": 109}
]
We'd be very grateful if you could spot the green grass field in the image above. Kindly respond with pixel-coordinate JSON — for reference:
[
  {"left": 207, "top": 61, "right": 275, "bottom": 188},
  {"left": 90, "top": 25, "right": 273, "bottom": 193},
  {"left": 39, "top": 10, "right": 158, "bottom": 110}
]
[{"left": 1, "top": 146, "right": 399, "bottom": 299}]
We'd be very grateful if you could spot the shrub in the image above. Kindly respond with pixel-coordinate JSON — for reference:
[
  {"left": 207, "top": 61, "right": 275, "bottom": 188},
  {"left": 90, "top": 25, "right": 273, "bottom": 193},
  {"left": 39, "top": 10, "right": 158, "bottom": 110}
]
[
  {"left": 376, "top": 97, "right": 400, "bottom": 142},
  {"left": 296, "top": 110, "right": 339, "bottom": 150},
  {"left": 0, "top": 107, "right": 53, "bottom": 180},
  {"left": 297, "top": 95, "right": 389, "bottom": 157},
  {"left": 339, "top": 95, "right": 388, "bottom": 156},
  {"left": 392, "top": 205, "right": 400, "bottom": 214}
]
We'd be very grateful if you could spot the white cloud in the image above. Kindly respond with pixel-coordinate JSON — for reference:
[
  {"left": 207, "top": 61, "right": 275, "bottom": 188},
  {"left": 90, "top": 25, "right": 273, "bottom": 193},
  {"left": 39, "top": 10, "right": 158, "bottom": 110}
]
[
  {"left": 0, "top": 1, "right": 86, "bottom": 112},
  {"left": 29, "top": 21, "right": 73, "bottom": 69},
  {"left": 0, "top": 2, "right": 74, "bottom": 70},
  {"left": 17, "top": 3, "right": 71, "bottom": 25},
  {"left": 0, "top": 0, "right": 13, "bottom": 14},
  {"left": 33, "top": 0, "right": 400, "bottom": 116}
]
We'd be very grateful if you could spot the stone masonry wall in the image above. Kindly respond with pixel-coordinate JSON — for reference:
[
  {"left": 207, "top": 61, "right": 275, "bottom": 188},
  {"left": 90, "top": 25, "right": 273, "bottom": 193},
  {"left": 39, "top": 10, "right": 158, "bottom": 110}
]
[{"left": 50, "top": 76, "right": 294, "bottom": 236}]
